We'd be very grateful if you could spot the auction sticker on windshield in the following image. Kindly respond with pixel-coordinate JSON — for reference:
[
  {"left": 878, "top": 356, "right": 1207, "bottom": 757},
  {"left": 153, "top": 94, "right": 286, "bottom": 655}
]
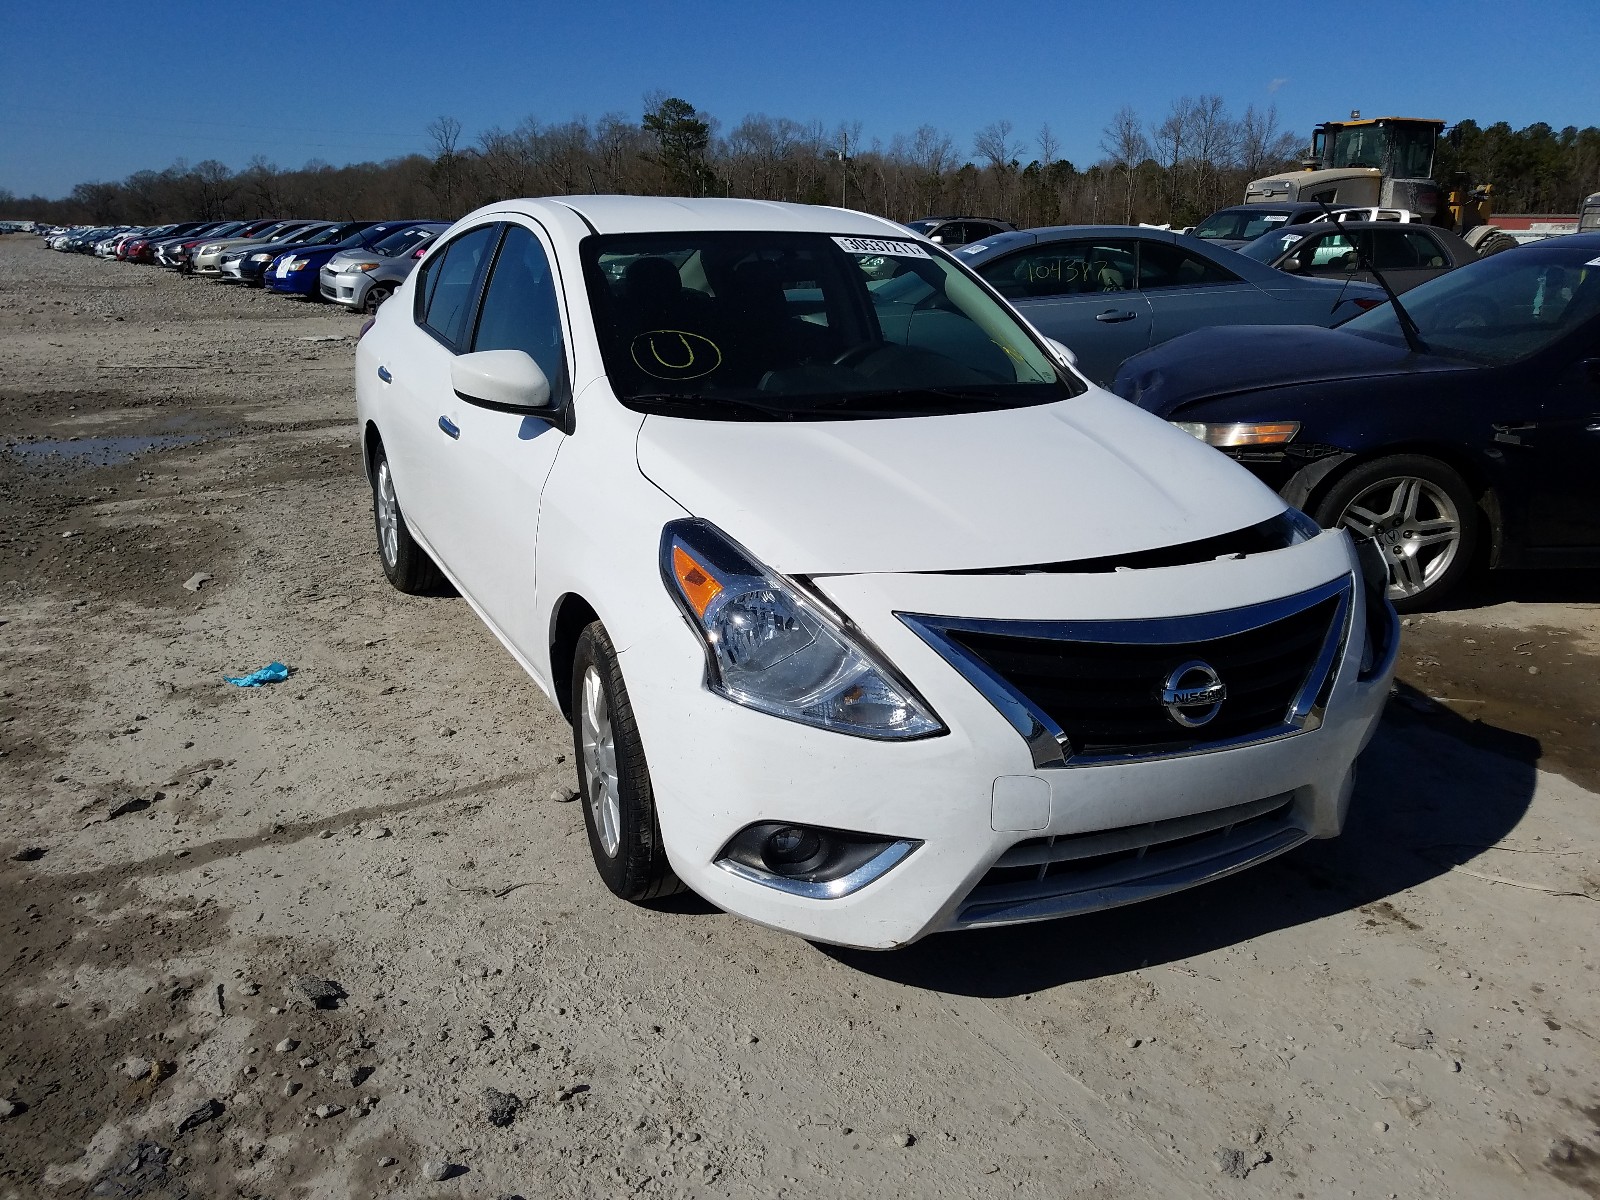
[{"left": 833, "top": 236, "right": 930, "bottom": 258}]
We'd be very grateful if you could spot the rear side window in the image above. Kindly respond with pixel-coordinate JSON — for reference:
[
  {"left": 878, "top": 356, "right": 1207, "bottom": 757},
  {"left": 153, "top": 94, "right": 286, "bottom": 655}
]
[
  {"left": 472, "top": 225, "right": 568, "bottom": 400},
  {"left": 416, "top": 224, "right": 500, "bottom": 349},
  {"left": 1137, "top": 242, "right": 1240, "bottom": 289}
]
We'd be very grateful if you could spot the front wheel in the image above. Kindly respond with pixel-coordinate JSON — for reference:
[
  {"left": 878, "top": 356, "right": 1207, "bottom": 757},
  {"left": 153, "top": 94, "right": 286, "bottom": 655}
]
[
  {"left": 1312, "top": 455, "right": 1477, "bottom": 612},
  {"left": 363, "top": 281, "right": 395, "bottom": 314},
  {"left": 571, "top": 622, "right": 682, "bottom": 903}
]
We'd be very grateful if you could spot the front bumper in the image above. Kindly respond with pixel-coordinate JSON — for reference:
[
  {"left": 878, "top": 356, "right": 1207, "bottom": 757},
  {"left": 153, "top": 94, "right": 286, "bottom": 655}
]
[
  {"left": 319, "top": 266, "right": 369, "bottom": 307},
  {"left": 624, "top": 530, "right": 1393, "bottom": 949}
]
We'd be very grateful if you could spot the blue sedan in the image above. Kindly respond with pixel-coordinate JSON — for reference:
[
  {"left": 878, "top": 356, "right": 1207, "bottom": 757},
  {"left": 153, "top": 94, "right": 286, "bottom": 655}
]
[
  {"left": 264, "top": 220, "right": 430, "bottom": 298},
  {"left": 955, "top": 226, "right": 1385, "bottom": 385},
  {"left": 1113, "top": 234, "right": 1600, "bottom": 610}
]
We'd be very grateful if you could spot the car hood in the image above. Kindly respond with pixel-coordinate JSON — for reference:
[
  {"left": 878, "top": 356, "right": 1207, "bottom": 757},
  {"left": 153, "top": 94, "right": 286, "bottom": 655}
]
[
  {"left": 1115, "top": 325, "right": 1469, "bottom": 416},
  {"left": 634, "top": 390, "right": 1287, "bottom": 575}
]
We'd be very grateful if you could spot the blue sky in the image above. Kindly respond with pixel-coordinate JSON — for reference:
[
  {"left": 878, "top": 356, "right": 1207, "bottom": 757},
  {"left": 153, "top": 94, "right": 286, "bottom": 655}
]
[{"left": 3, "top": 0, "right": 1598, "bottom": 199}]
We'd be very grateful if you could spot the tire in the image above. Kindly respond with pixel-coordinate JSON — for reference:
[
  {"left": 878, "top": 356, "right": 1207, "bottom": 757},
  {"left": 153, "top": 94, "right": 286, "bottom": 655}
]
[
  {"left": 571, "top": 621, "right": 683, "bottom": 903},
  {"left": 370, "top": 442, "right": 445, "bottom": 595},
  {"left": 363, "top": 282, "right": 395, "bottom": 314},
  {"left": 1311, "top": 455, "right": 1478, "bottom": 612},
  {"left": 1474, "top": 231, "right": 1519, "bottom": 257}
]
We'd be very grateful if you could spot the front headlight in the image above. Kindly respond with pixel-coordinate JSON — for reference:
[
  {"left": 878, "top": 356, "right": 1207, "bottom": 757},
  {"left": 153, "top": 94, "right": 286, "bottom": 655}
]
[
  {"left": 662, "top": 519, "right": 943, "bottom": 739},
  {"left": 1172, "top": 420, "right": 1300, "bottom": 448},
  {"left": 346, "top": 260, "right": 381, "bottom": 273},
  {"left": 286, "top": 256, "right": 309, "bottom": 270},
  {"left": 249, "top": 252, "right": 272, "bottom": 262}
]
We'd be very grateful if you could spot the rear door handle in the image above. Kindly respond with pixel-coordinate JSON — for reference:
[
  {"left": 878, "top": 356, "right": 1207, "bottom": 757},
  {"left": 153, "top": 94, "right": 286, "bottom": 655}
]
[
  {"left": 376, "top": 365, "right": 392, "bottom": 383},
  {"left": 438, "top": 416, "right": 459, "bottom": 440},
  {"left": 1095, "top": 310, "right": 1138, "bottom": 323}
]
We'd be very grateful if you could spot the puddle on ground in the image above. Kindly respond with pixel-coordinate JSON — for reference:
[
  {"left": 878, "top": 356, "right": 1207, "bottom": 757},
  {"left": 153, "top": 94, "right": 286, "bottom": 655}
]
[{"left": 4, "top": 434, "right": 202, "bottom": 467}]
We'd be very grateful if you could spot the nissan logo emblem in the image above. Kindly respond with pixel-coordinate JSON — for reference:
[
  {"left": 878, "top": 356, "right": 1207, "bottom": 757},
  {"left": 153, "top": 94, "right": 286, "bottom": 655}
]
[{"left": 1160, "top": 660, "right": 1227, "bottom": 728}]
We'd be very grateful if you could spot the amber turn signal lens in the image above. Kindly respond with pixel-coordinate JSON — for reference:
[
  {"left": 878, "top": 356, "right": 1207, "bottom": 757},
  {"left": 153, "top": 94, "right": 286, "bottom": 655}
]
[{"left": 671, "top": 544, "right": 723, "bottom": 618}]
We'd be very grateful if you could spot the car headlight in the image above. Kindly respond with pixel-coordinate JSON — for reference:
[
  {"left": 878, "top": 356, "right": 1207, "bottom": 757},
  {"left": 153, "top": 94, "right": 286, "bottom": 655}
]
[
  {"left": 249, "top": 252, "right": 272, "bottom": 262},
  {"left": 1171, "top": 420, "right": 1300, "bottom": 448},
  {"left": 346, "top": 261, "right": 381, "bottom": 273},
  {"left": 287, "top": 256, "right": 309, "bottom": 270},
  {"left": 199, "top": 244, "right": 218, "bottom": 254},
  {"left": 662, "top": 519, "right": 943, "bottom": 739}
]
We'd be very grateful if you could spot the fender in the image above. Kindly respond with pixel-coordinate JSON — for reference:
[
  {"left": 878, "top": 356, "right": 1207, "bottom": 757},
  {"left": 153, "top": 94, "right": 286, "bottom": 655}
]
[{"left": 1281, "top": 451, "right": 1354, "bottom": 511}]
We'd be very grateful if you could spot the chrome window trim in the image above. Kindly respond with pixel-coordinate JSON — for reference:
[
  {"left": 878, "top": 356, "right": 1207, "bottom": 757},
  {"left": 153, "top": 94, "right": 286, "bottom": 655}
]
[{"left": 898, "top": 574, "right": 1354, "bottom": 769}]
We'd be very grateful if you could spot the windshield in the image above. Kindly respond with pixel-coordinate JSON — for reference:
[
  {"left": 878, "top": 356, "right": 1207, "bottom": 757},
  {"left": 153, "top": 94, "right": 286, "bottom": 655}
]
[
  {"left": 373, "top": 226, "right": 441, "bottom": 257},
  {"left": 904, "top": 220, "right": 939, "bottom": 234},
  {"left": 1341, "top": 244, "right": 1600, "bottom": 366},
  {"left": 1236, "top": 228, "right": 1311, "bottom": 263},
  {"left": 1191, "top": 209, "right": 1293, "bottom": 241},
  {"left": 299, "top": 223, "right": 355, "bottom": 248},
  {"left": 581, "top": 231, "right": 1077, "bottom": 421}
]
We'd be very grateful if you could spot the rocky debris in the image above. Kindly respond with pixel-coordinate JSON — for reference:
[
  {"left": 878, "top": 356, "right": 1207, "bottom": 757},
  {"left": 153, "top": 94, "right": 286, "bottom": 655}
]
[
  {"left": 1212, "top": 1147, "right": 1270, "bottom": 1178},
  {"left": 550, "top": 786, "right": 578, "bottom": 803},
  {"left": 421, "top": 1160, "right": 462, "bottom": 1182},
  {"left": 175, "top": 1098, "right": 223, "bottom": 1134},
  {"left": 484, "top": 1088, "right": 522, "bottom": 1127},
  {"left": 313, "top": 1103, "right": 344, "bottom": 1119},
  {"left": 1, "top": 1098, "right": 25, "bottom": 1118},
  {"left": 292, "top": 976, "right": 346, "bottom": 1009},
  {"left": 182, "top": 571, "right": 212, "bottom": 592},
  {"left": 107, "top": 795, "right": 153, "bottom": 819},
  {"left": 281, "top": 1082, "right": 301, "bottom": 1098},
  {"left": 90, "top": 1140, "right": 172, "bottom": 1196},
  {"left": 331, "top": 1063, "right": 372, "bottom": 1087},
  {"left": 364, "top": 825, "right": 391, "bottom": 839},
  {"left": 378, "top": 1156, "right": 396, "bottom": 1167},
  {"left": 9, "top": 846, "right": 45, "bottom": 861},
  {"left": 122, "top": 1056, "right": 152, "bottom": 1080},
  {"left": 1393, "top": 1027, "right": 1435, "bottom": 1050},
  {"left": 884, "top": 1130, "right": 915, "bottom": 1149},
  {"left": 274, "top": 1037, "right": 299, "bottom": 1053}
]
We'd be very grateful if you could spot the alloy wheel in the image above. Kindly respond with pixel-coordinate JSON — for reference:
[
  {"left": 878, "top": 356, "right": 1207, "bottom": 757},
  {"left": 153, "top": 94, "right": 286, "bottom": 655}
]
[
  {"left": 580, "top": 667, "right": 622, "bottom": 858},
  {"left": 375, "top": 458, "right": 400, "bottom": 568},
  {"left": 1337, "top": 475, "right": 1461, "bottom": 601}
]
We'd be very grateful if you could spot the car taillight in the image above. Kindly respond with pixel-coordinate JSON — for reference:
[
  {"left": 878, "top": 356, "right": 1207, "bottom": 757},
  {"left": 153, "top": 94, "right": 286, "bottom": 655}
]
[{"left": 1352, "top": 297, "right": 1386, "bottom": 311}]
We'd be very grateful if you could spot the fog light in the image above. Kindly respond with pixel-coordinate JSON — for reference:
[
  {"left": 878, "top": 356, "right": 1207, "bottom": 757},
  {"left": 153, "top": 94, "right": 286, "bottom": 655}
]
[
  {"left": 762, "top": 826, "right": 829, "bottom": 875},
  {"left": 716, "top": 822, "right": 919, "bottom": 899}
]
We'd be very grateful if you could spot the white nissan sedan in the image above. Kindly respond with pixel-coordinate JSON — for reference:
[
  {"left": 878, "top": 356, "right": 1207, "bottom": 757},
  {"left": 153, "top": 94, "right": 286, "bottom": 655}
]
[{"left": 355, "top": 196, "right": 1398, "bottom": 950}]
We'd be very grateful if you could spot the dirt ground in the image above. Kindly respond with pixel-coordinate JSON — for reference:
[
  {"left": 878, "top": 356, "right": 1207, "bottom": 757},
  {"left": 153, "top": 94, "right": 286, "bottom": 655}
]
[{"left": 1, "top": 236, "right": 1597, "bottom": 1200}]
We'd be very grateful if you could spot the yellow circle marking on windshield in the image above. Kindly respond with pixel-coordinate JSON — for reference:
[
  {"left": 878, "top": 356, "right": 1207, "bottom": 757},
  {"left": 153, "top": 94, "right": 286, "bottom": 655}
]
[{"left": 631, "top": 330, "right": 723, "bottom": 380}]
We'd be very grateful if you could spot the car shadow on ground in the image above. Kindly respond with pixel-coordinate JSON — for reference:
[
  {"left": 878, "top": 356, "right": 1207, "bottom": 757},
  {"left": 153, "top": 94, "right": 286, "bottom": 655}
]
[{"left": 817, "top": 683, "right": 1541, "bottom": 994}]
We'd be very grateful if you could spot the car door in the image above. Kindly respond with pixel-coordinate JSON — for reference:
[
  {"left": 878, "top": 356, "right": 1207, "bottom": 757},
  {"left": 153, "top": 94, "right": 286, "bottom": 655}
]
[
  {"left": 428, "top": 220, "right": 575, "bottom": 653},
  {"left": 974, "top": 239, "right": 1152, "bottom": 384},
  {"left": 1505, "top": 326, "right": 1600, "bottom": 553},
  {"left": 1366, "top": 227, "right": 1446, "bottom": 293},
  {"left": 1136, "top": 238, "right": 1264, "bottom": 349},
  {"left": 378, "top": 221, "right": 501, "bottom": 559}
]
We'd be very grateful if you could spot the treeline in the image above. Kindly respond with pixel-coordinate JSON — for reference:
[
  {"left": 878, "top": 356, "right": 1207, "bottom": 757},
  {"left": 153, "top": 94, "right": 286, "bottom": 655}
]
[{"left": 6, "top": 96, "right": 1598, "bottom": 229}]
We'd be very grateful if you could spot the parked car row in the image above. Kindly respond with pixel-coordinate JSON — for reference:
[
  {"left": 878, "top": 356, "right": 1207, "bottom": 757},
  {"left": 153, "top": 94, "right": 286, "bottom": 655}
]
[{"left": 33, "top": 217, "right": 451, "bottom": 313}]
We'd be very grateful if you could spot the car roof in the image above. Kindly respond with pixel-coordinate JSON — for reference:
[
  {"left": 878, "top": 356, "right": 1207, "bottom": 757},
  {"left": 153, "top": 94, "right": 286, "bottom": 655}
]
[{"left": 491, "top": 196, "right": 913, "bottom": 238}]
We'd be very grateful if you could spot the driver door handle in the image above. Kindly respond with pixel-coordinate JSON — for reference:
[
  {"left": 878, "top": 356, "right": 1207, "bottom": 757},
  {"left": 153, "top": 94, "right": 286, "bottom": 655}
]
[
  {"left": 438, "top": 416, "right": 460, "bottom": 440},
  {"left": 1095, "top": 310, "right": 1138, "bottom": 323},
  {"left": 377, "top": 365, "right": 392, "bottom": 383}
]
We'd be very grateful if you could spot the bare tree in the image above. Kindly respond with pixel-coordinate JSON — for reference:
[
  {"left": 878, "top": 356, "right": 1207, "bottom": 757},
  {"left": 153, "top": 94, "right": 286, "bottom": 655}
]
[
  {"left": 1238, "top": 104, "right": 1302, "bottom": 177},
  {"left": 1099, "top": 106, "right": 1149, "bottom": 224}
]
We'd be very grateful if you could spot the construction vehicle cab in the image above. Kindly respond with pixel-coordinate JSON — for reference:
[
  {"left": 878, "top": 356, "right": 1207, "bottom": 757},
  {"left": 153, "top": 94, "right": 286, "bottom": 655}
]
[
  {"left": 1581, "top": 192, "right": 1600, "bottom": 235},
  {"left": 1246, "top": 113, "right": 1518, "bottom": 255}
]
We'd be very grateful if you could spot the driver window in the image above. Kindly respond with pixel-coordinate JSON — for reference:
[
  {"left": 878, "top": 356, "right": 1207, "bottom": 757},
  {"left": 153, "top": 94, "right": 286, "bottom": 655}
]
[
  {"left": 979, "top": 242, "right": 1136, "bottom": 299},
  {"left": 471, "top": 225, "right": 569, "bottom": 402}
]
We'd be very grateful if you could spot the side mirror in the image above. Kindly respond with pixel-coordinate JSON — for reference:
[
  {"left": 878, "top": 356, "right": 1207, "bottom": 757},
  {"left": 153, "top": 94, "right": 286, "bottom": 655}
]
[
  {"left": 451, "top": 350, "right": 552, "bottom": 412},
  {"left": 1283, "top": 253, "right": 1307, "bottom": 273},
  {"left": 1045, "top": 338, "right": 1078, "bottom": 367}
]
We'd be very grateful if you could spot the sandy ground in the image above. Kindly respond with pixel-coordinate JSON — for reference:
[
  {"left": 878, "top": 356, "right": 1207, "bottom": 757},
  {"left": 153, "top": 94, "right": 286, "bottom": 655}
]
[{"left": 1, "top": 236, "right": 1597, "bottom": 1200}]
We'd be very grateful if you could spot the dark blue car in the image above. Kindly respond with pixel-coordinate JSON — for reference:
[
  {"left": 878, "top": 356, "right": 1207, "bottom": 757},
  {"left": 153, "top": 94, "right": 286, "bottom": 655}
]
[
  {"left": 1112, "top": 234, "right": 1600, "bottom": 610},
  {"left": 265, "top": 221, "right": 429, "bottom": 297}
]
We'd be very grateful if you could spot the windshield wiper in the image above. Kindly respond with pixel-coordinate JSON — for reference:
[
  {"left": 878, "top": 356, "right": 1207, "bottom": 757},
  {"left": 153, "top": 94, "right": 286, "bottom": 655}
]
[{"left": 1314, "top": 200, "right": 1428, "bottom": 354}]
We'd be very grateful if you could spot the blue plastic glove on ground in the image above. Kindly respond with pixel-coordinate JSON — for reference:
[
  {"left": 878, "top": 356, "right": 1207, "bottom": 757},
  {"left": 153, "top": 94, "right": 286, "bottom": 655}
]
[{"left": 224, "top": 662, "right": 290, "bottom": 687}]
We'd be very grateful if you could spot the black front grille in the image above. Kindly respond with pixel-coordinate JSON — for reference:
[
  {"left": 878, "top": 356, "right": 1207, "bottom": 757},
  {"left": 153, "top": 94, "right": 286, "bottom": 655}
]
[{"left": 947, "top": 596, "right": 1340, "bottom": 757}]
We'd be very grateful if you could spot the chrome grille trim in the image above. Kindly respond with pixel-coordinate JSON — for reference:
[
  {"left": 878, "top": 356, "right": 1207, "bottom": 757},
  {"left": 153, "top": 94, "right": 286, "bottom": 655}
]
[
  {"left": 950, "top": 796, "right": 1308, "bottom": 929},
  {"left": 899, "top": 574, "right": 1352, "bottom": 768}
]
